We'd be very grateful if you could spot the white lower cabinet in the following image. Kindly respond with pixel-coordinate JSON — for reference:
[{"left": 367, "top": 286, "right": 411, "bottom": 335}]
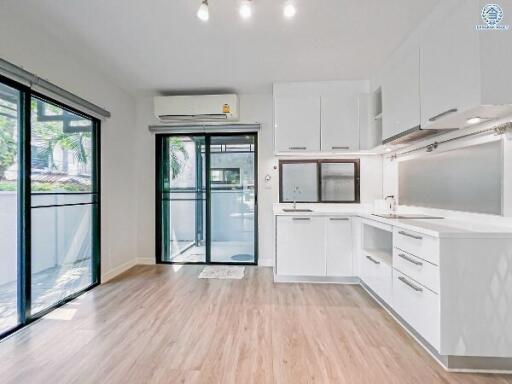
[
  {"left": 276, "top": 216, "right": 353, "bottom": 277},
  {"left": 326, "top": 217, "right": 353, "bottom": 276},
  {"left": 361, "top": 252, "right": 393, "bottom": 305},
  {"left": 392, "top": 269, "right": 440, "bottom": 350},
  {"left": 276, "top": 216, "right": 326, "bottom": 276}
]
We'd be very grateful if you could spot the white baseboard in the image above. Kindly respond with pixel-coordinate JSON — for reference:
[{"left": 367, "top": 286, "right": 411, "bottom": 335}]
[
  {"left": 258, "top": 258, "right": 274, "bottom": 267},
  {"left": 136, "top": 257, "right": 155, "bottom": 265},
  {"left": 101, "top": 259, "right": 137, "bottom": 283}
]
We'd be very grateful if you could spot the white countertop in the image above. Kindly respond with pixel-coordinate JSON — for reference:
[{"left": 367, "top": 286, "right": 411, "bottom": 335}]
[{"left": 273, "top": 204, "right": 512, "bottom": 239}]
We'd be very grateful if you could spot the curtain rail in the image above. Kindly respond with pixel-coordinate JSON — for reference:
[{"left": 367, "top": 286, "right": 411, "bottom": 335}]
[{"left": 0, "top": 58, "right": 111, "bottom": 119}]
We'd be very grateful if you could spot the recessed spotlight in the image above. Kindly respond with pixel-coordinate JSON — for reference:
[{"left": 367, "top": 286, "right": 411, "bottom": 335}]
[
  {"left": 197, "top": 0, "right": 209, "bottom": 21},
  {"left": 283, "top": 1, "right": 296, "bottom": 19},
  {"left": 467, "top": 117, "right": 483, "bottom": 125},
  {"left": 385, "top": 147, "right": 392, "bottom": 153},
  {"left": 239, "top": 0, "right": 252, "bottom": 19}
]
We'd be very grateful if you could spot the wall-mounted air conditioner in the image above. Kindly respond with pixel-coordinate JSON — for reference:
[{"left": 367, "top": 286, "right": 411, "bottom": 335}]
[{"left": 154, "top": 94, "right": 239, "bottom": 122}]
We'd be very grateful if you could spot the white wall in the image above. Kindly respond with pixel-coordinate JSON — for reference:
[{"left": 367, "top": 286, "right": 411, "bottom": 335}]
[
  {"left": 134, "top": 93, "right": 383, "bottom": 267},
  {"left": 133, "top": 94, "right": 278, "bottom": 266},
  {"left": 0, "top": 8, "right": 139, "bottom": 279}
]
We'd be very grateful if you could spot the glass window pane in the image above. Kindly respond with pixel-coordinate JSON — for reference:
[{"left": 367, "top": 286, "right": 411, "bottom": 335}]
[
  {"left": 31, "top": 97, "right": 93, "bottom": 193},
  {"left": 210, "top": 135, "right": 256, "bottom": 263},
  {"left": 162, "top": 136, "right": 206, "bottom": 263},
  {"left": 31, "top": 204, "right": 93, "bottom": 313},
  {"left": 321, "top": 162, "right": 356, "bottom": 202},
  {"left": 281, "top": 162, "right": 318, "bottom": 202},
  {"left": 0, "top": 82, "right": 20, "bottom": 333}
]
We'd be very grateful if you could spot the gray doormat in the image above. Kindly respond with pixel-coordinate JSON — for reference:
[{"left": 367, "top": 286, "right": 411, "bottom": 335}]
[{"left": 231, "top": 254, "right": 253, "bottom": 262}]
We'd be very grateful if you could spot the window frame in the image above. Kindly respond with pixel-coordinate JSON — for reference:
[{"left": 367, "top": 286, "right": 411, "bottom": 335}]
[
  {"left": 0, "top": 73, "right": 101, "bottom": 341},
  {"left": 279, "top": 159, "right": 360, "bottom": 204}
]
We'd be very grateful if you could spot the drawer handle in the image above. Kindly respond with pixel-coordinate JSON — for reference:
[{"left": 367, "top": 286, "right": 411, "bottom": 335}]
[
  {"left": 292, "top": 217, "right": 311, "bottom": 221},
  {"left": 366, "top": 255, "right": 380, "bottom": 265},
  {"left": 330, "top": 217, "right": 349, "bottom": 221},
  {"left": 398, "top": 231, "right": 423, "bottom": 240},
  {"left": 398, "top": 253, "right": 423, "bottom": 266},
  {"left": 289, "top": 146, "right": 306, "bottom": 150},
  {"left": 428, "top": 108, "right": 458, "bottom": 122},
  {"left": 398, "top": 276, "right": 423, "bottom": 292},
  {"left": 331, "top": 146, "right": 350, "bottom": 150}
]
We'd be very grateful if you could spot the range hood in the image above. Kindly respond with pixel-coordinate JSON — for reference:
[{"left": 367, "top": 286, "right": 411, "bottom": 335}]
[{"left": 382, "top": 125, "right": 457, "bottom": 145}]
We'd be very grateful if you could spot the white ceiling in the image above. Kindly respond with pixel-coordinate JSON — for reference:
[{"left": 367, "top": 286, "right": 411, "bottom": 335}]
[{"left": 3, "top": 0, "right": 440, "bottom": 95}]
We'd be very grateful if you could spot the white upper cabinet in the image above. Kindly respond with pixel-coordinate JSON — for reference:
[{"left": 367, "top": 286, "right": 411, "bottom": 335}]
[
  {"left": 420, "top": 0, "right": 480, "bottom": 129},
  {"left": 273, "top": 82, "right": 367, "bottom": 153},
  {"left": 274, "top": 95, "right": 321, "bottom": 152},
  {"left": 382, "top": 48, "right": 421, "bottom": 141},
  {"left": 321, "top": 96, "right": 359, "bottom": 151}
]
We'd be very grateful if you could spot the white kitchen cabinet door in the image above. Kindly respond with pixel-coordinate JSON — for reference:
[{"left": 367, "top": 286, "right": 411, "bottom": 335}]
[
  {"left": 392, "top": 270, "right": 440, "bottom": 350},
  {"left": 274, "top": 96, "right": 321, "bottom": 152},
  {"left": 382, "top": 48, "right": 421, "bottom": 142},
  {"left": 361, "top": 252, "right": 393, "bottom": 305},
  {"left": 276, "top": 216, "right": 325, "bottom": 276},
  {"left": 326, "top": 217, "right": 353, "bottom": 276},
  {"left": 420, "top": 0, "right": 480, "bottom": 129},
  {"left": 321, "top": 96, "right": 359, "bottom": 151}
]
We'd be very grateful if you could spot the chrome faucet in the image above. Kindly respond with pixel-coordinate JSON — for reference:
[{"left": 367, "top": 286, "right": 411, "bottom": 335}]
[
  {"left": 385, "top": 195, "right": 396, "bottom": 212},
  {"left": 292, "top": 186, "right": 302, "bottom": 209}
]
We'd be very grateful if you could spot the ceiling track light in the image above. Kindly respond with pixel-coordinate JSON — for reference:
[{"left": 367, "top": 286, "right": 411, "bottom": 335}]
[
  {"left": 196, "top": 0, "right": 297, "bottom": 21},
  {"left": 283, "top": 1, "right": 297, "bottom": 19},
  {"left": 197, "top": 0, "right": 209, "bottom": 22},
  {"left": 239, "top": 0, "right": 253, "bottom": 19}
]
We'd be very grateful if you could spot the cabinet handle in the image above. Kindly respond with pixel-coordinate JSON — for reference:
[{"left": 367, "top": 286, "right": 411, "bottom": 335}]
[
  {"left": 292, "top": 217, "right": 311, "bottom": 221},
  {"left": 331, "top": 146, "right": 350, "bottom": 150},
  {"left": 428, "top": 108, "right": 458, "bottom": 122},
  {"left": 398, "top": 276, "right": 423, "bottom": 292},
  {"left": 398, "top": 253, "right": 423, "bottom": 266},
  {"left": 366, "top": 255, "right": 380, "bottom": 265},
  {"left": 398, "top": 230, "right": 423, "bottom": 240},
  {"left": 289, "top": 146, "right": 306, "bottom": 150},
  {"left": 329, "top": 217, "right": 349, "bottom": 221}
]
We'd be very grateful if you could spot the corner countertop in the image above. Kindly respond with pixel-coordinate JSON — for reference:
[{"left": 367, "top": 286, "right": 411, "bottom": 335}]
[{"left": 273, "top": 204, "right": 512, "bottom": 239}]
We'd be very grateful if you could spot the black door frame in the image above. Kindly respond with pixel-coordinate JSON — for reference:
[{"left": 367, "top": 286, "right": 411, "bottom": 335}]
[
  {"left": 155, "top": 131, "right": 258, "bottom": 266},
  {"left": 0, "top": 73, "right": 101, "bottom": 341}
]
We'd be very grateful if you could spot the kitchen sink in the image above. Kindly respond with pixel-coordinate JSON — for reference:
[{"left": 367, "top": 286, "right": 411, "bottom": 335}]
[{"left": 283, "top": 209, "right": 313, "bottom": 213}]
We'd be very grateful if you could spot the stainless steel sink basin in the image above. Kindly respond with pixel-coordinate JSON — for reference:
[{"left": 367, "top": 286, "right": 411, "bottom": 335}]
[
  {"left": 372, "top": 213, "right": 444, "bottom": 219},
  {"left": 283, "top": 209, "right": 313, "bottom": 213}
]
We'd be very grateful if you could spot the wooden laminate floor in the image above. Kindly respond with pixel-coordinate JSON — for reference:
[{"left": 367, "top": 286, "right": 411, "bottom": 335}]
[{"left": 0, "top": 265, "right": 511, "bottom": 384}]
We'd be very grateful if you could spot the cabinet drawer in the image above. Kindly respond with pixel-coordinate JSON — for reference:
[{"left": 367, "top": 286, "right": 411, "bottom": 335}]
[
  {"left": 361, "top": 253, "right": 393, "bottom": 305},
  {"left": 393, "top": 248, "right": 439, "bottom": 293},
  {"left": 393, "top": 227, "right": 439, "bottom": 265},
  {"left": 392, "top": 270, "right": 440, "bottom": 351}
]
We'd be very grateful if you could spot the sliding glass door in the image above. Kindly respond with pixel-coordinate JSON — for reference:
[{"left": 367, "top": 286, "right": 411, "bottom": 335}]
[
  {"left": 0, "top": 75, "right": 100, "bottom": 339},
  {"left": 209, "top": 135, "right": 256, "bottom": 263},
  {"left": 0, "top": 82, "right": 20, "bottom": 335},
  {"left": 30, "top": 96, "right": 99, "bottom": 314},
  {"left": 157, "top": 133, "right": 257, "bottom": 265},
  {"left": 160, "top": 135, "right": 206, "bottom": 263}
]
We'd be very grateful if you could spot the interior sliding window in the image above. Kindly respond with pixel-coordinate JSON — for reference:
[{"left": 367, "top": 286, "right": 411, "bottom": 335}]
[
  {"left": 320, "top": 161, "right": 359, "bottom": 203},
  {"left": 279, "top": 160, "right": 360, "bottom": 203}
]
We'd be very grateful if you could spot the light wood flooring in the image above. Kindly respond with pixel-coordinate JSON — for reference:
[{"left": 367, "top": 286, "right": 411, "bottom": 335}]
[{"left": 0, "top": 265, "right": 511, "bottom": 384}]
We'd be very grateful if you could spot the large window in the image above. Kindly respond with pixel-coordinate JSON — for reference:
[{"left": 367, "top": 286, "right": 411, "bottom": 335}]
[
  {"left": 279, "top": 159, "right": 360, "bottom": 203},
  {"left": 0, "top": 82, "right": 20, "bottom": 335},
  {"left": 0, "top": 76, "right": 100, "bottom": 339}
]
